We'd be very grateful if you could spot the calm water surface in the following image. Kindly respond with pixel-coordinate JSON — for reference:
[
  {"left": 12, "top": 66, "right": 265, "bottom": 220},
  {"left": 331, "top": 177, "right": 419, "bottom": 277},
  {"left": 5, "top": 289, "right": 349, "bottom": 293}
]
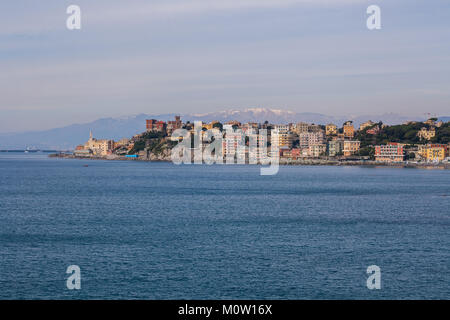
[{"left": 0, "top": 153, "right": 449, "bottom": 299}]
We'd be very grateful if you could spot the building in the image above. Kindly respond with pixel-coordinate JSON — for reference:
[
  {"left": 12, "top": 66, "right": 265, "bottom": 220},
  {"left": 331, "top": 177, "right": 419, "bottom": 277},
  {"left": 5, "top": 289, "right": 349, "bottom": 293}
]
[
  {"left": 359, "top": 120, "right": 376, "bottom": 131},
  {"left": 166, "top": 116, "right": 182, "bottom": 135},
  {"left": 298, "top": 131, "right": 325, "bottom": 148},
  {"left": 366, "top": 126, "right": 380, "bottom": 135},
  {"left": 308, "top": 144, "right": 327, "bottom": 157},
  {"left": 248, "top": 132, "right": 268, "bottom": 164},
  {"left": 418, "top": 144, "right": 448, "bottom": 162},
  {"left": 84, "top": 131, "right": 115, "bottom": 156},
  {"left": 273, "top": 124, "right": 290, "bottom": 133},
  {"left": 293, "top": 122, "right": 310, "bottom": 134},
  {"left": 241, "top": 122, "right": 259, "bottom": 134},
  {"left": 291, "top": 148, "right": 302, "bottom": 159},
  {"left": 343, "top": 121, "right": 355, "bottom": 139},
  {"left": 222, "top": 130, "right": 244, "bottom": 159},
  {"left": 343, "top": 140, "right": 360, "bottom": 156},
  {"left": 325, "top": 124, "right": 337, "bottom": 136},
  {"left": 308, "top": 124, "right": 322, "bottom": 132},
  {"left": 328, "top": 140, "right": 344, "bottom": 157},
  {"left": 271, "top": 129, "right": 295, "bottom": 149},
  {"left": 146, "top": 119, "right": 166, "bottom": 133},
  {"left": 375, "top": 143, "right": 405, "bottom": 162},
  {"left": 425, "top": 146, "right": 446, "bottom": 162},
  {"left": 115, "top": 138, "right": 130, "bottom": 147},
  {"left": 417, "top": 127, "right": 436, "bottom": 140}
]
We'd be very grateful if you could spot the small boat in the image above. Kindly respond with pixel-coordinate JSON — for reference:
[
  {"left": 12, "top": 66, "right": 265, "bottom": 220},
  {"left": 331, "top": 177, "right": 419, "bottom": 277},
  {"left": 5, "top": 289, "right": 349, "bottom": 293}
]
[{"left": 83, "top": 165, "right": 89, "bottom": 167}]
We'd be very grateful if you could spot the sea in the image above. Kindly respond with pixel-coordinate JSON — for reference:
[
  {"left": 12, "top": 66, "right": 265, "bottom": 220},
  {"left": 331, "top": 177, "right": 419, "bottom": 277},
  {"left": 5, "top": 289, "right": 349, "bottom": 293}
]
[{"left": 0, "top": 153, "right": 449, "bottom": 299}]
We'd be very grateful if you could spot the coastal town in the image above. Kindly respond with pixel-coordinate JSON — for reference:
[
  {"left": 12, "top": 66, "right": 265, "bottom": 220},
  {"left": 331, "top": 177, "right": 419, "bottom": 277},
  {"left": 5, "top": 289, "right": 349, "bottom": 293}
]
[{"left": 69, "top": 116, "right": 450, "bottom": 166}]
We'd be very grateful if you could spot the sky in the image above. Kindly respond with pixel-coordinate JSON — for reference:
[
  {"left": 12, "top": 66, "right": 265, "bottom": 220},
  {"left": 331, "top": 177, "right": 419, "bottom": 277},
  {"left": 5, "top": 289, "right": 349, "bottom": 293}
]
[{"left": 0, "top": 0, "right": 449, "bottom": 133}]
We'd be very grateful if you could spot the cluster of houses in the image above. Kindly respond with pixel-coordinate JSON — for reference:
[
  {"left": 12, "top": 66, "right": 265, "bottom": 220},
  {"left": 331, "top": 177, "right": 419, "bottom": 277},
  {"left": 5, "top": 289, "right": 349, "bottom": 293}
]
[
  {"left": 73, "top": 131, "right": 133, "bottom": 157},
  {"left": 74, "top": 116, "right": 449, "bottom": 163}
]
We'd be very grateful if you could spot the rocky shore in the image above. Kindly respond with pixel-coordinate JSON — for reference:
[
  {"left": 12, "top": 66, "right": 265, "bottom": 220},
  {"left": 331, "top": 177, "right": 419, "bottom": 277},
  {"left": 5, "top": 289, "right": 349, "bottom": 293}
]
[{"left": 49, "top": 153, "right": 450, "bottom": 169}]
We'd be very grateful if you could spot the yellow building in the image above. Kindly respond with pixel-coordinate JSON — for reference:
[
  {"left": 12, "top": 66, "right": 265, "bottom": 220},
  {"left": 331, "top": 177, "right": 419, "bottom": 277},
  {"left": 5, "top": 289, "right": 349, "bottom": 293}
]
[
  {"left": 84, "top": 131, "right": 115, "bottom": 156},
  {"left": 418, "top": 144, "right": 448, "bottom": 162},
  {"left": 271, "top": 129, "right": 294, "bottom": 149},
  {"left": 325, "top": 124, "right": 337, "bottom": 136},
  {"left": 343, "top": 121, "right": 355, "bottom": 138},
  {"left": 426, "top": 147, "right": 445, "bottom": 162},
  {"left": 343, "top": 140, "right": 360, "bottom": 156}
]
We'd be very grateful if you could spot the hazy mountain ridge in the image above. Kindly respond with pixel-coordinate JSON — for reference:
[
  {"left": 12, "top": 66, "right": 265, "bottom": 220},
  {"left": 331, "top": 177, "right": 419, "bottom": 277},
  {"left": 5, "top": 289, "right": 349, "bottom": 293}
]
[{"left": 0, "top": 108, "right": 437, "bottom": 150}]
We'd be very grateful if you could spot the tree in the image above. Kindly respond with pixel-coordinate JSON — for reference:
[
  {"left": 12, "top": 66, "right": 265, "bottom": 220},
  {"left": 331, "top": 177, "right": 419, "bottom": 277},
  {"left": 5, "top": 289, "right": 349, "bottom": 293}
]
[{"left": 212, "top": 122, "right": 223, "bottom": 131}]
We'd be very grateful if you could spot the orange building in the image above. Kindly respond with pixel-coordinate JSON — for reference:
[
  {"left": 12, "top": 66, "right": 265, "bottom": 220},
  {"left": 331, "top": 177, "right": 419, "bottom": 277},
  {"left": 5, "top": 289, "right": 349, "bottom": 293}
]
[
  {"left": 343, "top": 121, "right": 355, "bottom": 139},
  {"left": 375, "top": 143, "right": 404, "bottom": 162},
  {"left": 343, "top": 140, "right": 360, "bottom": 156}
]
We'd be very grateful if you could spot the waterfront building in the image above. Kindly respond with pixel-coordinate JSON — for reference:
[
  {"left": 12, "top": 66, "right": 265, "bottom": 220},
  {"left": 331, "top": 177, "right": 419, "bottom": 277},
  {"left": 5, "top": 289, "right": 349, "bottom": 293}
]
[
  {"left": 291, "top": 148, "right": 302, "bottom": 159},
  {"left": 425, "top": 146, "right": 445, "bottom": 162},
  {"left": 375, "top": 143, "right": 405, "bottom": 162},
  {"left": 343, "top": 140, "right": 360, "bottom": 156},
  {"left": 248, "top": 132, "right": 269, "bottom": 164},
  {"left": 308, "top": 144, "right": 327, "bottom": 157},
  {"left": 328, "top": 140, "right": 344, "bottom": 157},
  {"left": 222, "top": 130, "right": 245, "bottom": 159},
  {"left": 84, "top": 131, "right": 115, "bottom": 156},
  {"left": 418, "top": 144, "right": 448, "bottom": 162}
]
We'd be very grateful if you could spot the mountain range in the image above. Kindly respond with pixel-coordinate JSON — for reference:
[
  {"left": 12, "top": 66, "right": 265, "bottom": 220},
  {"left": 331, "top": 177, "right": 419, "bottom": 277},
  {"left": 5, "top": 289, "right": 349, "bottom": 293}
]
[{"left": 0, "top": 108, "right": 444, "bottom": 150}]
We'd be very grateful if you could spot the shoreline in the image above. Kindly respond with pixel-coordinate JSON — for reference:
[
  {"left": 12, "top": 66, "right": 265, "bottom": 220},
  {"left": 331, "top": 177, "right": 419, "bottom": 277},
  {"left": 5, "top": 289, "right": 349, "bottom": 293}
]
[{"left": 49, "top": 153, "right": 450, "bottom": 169}]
